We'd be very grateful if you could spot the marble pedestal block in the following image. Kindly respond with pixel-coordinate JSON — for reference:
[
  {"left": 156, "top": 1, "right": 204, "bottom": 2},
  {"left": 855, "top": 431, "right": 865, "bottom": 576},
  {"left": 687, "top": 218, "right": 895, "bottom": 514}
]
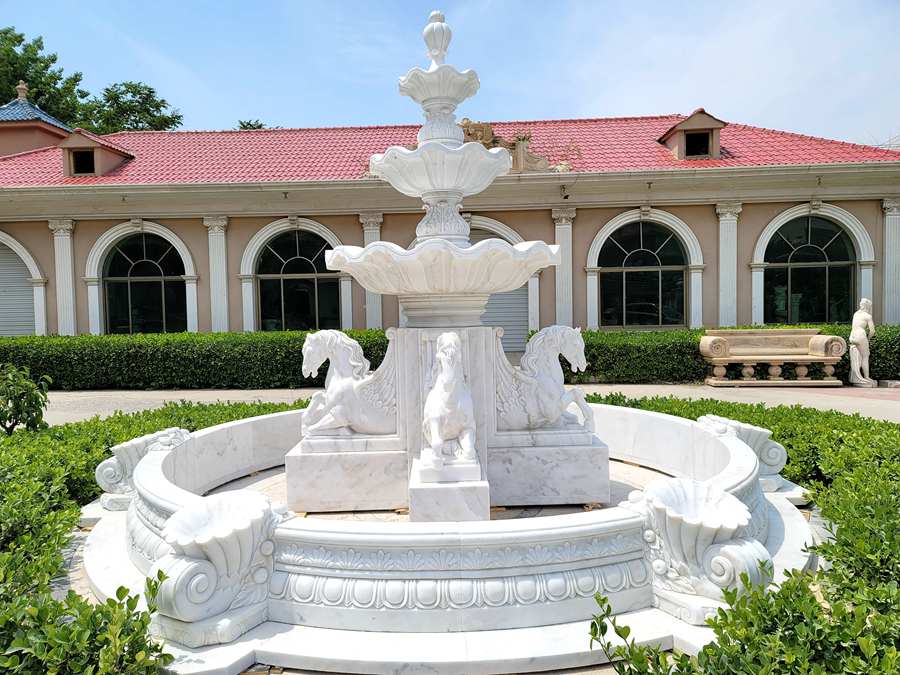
[
  {"left": 285, "top": 439, "right": 408, "bottom": 512},
  {"left": 409, "top": 458, "right": 490, "bottom": 521},
  {"left": 487, "top": 438, "right": 610, "bottom": 506},
  {"left": 418, "top": 457, "right": 482, "bottom": 482}
]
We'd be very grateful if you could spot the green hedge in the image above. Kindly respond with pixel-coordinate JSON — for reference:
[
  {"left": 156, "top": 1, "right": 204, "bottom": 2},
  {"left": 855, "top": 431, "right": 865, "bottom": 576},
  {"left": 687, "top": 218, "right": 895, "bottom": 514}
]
[
  {"left": 0, "top": 330, "right": 389, "bottom": 390},
  {"left": 0, "top": 324, "right": 897, "bottom": 389}
]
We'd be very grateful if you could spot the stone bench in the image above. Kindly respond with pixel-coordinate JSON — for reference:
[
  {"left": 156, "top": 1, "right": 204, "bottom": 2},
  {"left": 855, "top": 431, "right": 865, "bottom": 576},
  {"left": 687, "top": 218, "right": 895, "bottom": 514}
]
[{"left": 699, "top": 328, "right": 847, "bottom": 387}]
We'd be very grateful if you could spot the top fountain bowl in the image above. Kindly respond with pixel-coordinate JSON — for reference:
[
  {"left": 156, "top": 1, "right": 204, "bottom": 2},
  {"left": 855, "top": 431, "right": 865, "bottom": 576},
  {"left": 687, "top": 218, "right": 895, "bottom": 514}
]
[
  {"left": 325, "top": 237, "right": 560, "bottom": 296},
  {"left": 370, "top": 141, "right": 511, "bottom": 199},
  {"left": 399, "top": 64, "right": 480, "bottom": 108}
]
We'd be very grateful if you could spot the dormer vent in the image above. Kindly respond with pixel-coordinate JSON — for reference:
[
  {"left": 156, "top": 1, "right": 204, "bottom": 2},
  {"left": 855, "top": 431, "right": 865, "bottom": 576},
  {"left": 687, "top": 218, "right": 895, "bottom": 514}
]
[{"left": 658, "top": 108, "right": 726, "bottom": 160}]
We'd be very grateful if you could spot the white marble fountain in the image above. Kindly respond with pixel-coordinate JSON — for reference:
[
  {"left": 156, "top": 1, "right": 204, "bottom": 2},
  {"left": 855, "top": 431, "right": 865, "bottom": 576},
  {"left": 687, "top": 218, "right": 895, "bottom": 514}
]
[{"left": 84, "top": 12, "right": 815, "bottom": 674}]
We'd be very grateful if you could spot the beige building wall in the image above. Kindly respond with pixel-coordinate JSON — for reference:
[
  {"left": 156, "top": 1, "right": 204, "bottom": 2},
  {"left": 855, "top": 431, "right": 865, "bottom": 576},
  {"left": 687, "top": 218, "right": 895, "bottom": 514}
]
[
  {"left": 0, "top": 126, "right": 64, "bottom": 157},
  {"left": 0, "top": 220, "right": 57, "bottom": 334},
  {"left": 1, "top": 197, "right": 887, "bottom": 336}
]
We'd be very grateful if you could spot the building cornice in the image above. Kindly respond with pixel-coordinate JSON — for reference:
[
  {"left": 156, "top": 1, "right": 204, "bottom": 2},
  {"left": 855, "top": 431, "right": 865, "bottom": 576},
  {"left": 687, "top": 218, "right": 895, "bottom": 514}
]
[{"left": 2, "top": 162, "right": 900, "bottom": 221}]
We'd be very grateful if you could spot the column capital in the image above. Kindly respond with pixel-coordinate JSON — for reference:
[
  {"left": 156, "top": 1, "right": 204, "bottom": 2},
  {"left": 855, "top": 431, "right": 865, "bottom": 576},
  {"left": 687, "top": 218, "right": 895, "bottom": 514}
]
[
  {"left": 551, "top": 207, "right": 576, "bottom": 226},
  {"left": 203, "top": 215, "right": 228, "bottom": 234},
  {"left": 48, "top": 218, "right": 75, "bottom": 234},
  {"left": 461, "top": 212, "right": 473, "bottom": 225},
  {"left": 359, "top": 211, "right": 383, "bottom": 231},
  {"left": 715, "top": 201, "right": 742, "bottom": 218},
  {"left": 883, "top": 198, "right": 900, "bottom": 215}
]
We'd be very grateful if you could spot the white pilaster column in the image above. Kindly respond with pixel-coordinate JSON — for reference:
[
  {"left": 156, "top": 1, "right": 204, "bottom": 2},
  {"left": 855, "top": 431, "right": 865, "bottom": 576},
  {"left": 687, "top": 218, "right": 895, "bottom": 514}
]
[
  {"left": 586, "top": 270, "right": 599, "bottom": 329},
  {"left": 360, "top": 212, "right": 383, "bottom": 329},
  {"left": 239, "top": 274, "right": 256, "bottom": 332},
  {"left": 688, "top": 264, "right": 705, "bottom": 328},
  {"left": 750, "top": 263, "right": 766, "bottom": 325},
  {"left": 184, "top": 275, "right": 199, "bottom": 332},
  {"left": 859, "top": 262, "right": 875, "bottom": 308},
  {"left": 552, "top": 207, "right": 575, "bottom": 327},
  {"left": 48, "top": 219, "right": 77, "bottom": 335},
  {"left": 715, "top": 202, "right": 741, "bottom": 327},
  {"left": 31, "top": 278, "right": 47, "bottom": 336},
  {"left": 528, "top": 273, "right": 540, "bottom": 331},
  {"left": 883, "top": 199, "right": 900, "bottom": 323},
  {"left": 204, "top": 216, "right": 229, "bottom": 332},
  {"left": 85, "top": 277, "right": 101, "bottom": 334}
]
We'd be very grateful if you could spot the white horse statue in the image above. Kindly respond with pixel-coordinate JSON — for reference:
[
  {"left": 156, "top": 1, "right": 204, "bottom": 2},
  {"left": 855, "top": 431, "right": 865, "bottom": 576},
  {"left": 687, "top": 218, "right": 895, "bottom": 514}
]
[
  {"left": 496, "top": 325, "right": 594, "bottom": 432},
  {"left": 300, "top": 330, "right": 397, "bottom": 436},
  {"left": 421, "top": 332, "right": 477, "bottom": 471}
]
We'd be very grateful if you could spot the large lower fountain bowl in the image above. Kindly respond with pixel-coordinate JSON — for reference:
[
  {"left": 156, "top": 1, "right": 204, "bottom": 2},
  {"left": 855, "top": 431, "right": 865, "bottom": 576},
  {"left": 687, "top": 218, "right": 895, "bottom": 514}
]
[{"left": 327, "top": 237, "right": 559, "bottom": 296}]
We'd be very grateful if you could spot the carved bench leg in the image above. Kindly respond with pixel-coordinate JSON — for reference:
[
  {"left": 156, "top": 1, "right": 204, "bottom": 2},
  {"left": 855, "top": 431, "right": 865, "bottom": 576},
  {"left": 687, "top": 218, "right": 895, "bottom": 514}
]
[
  {"left": 795, "top": 365, "right": 810, "bottom": 381},
  {"left": 741, "top": 363, "right": 756, "bottom": 381},
  {"left": 823, "top": 364, "right": 837, "bottom": 381},
  {"left": 767, "top": 362, "right": 784, "bottom": 382}
]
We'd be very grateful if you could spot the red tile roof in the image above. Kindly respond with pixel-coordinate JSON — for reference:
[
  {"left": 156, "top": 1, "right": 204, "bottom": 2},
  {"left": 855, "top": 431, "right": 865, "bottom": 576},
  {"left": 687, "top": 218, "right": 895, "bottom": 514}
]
[
  {"left": 1, "top": 114, "right": 899, "bottom": 187},
  {"left": 69, "top": 128, "right": 135, "bottom": 157}
]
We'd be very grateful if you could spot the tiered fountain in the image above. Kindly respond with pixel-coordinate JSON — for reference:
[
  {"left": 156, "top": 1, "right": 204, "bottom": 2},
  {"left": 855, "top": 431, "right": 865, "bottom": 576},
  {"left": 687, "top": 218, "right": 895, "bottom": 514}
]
[
  {"left": 85, "top": 11, "right": 814, "bottom": 674},
  {"left": 285, "top": 10, "right": 606, "bottom": 522}
]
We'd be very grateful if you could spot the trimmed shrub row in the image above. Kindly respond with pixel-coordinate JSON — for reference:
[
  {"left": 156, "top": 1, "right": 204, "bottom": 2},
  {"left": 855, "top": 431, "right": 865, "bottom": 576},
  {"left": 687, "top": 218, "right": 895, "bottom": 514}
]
[{"left": 0, "top": 324, "right": 897, "bottom": 389}]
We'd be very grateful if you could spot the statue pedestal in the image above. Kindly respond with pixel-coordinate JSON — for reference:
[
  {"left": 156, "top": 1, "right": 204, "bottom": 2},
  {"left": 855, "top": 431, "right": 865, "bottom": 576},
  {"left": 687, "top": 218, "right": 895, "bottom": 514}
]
[
  {"left": 418, "top": 455, "right": 482, "bottom": 483},
  {"left": 409, "top": 458, "right": 490, "bottom": 521}
]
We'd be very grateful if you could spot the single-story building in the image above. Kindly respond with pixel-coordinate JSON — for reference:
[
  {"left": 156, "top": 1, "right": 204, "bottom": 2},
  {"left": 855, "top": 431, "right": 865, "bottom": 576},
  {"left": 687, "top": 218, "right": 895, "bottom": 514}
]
[{"left": 1, "top": 81, "right": 899, "bottom": 350}]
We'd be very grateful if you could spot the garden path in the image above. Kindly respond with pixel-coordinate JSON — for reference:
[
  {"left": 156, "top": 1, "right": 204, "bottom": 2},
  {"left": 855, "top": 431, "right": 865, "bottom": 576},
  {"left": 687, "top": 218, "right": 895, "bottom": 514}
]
[{"left": 45, "top": 383, "right": 900, "bottom": 426}]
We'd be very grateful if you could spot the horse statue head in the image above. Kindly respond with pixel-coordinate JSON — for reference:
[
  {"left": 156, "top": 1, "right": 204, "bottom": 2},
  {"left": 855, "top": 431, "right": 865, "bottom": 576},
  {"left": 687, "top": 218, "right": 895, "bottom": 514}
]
[
  {"left": 302, "top": 330, "right": 370, "bottom": 380},
  {"left": 432, "top": 331, "right": 464, "bottom": 384},
  {"left": 521, "top": 325, "right": 588, "bottom": 375}
]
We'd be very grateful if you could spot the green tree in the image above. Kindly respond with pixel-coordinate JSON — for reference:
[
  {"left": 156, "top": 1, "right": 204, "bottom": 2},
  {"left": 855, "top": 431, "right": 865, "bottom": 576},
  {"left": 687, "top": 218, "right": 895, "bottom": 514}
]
[
  {"left": 0, "top": 27, "right": 88, "bottom": 124},
  {"left": 77, "top": 81, "right": 182, "bottom": 134},
  {"left": 237, "top": 119, "right": 266, "bottom": 130}
]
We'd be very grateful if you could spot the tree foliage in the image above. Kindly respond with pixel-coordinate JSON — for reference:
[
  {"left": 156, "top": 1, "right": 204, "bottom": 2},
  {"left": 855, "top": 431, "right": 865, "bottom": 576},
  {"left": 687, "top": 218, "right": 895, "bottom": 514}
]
[
  {"left": 0, "top": 26, "right": 182, "bottom": 133},
  {"left": 237, "top": 119, "right": 266, "bottom": 129},
  {"left": 0, "top": 27, "right": 88, "bottom": 124},
  {"left": 77, "top": 81, "right": 182, "bottom": 134}
]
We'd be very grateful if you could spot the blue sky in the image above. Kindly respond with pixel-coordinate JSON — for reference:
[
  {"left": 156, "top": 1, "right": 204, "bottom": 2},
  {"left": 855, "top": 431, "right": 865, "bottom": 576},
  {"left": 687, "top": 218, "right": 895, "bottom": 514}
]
[{"left": 2, "top": 0, "right": 898, "bottom": 145}]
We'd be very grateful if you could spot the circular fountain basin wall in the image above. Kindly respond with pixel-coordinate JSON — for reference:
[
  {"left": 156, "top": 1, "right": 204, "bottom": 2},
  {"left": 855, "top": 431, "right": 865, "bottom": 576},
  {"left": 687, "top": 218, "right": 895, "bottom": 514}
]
[{"left": 122, "top": 403, "right": 768, "bottom": 636}]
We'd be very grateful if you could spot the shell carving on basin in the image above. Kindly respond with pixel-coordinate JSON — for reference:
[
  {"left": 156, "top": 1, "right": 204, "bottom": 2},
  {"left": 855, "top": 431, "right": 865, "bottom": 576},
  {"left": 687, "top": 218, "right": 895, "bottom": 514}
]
[
  {"left": 153, "top": 490, "right": 282, "bottom": 624},
  {"left": 325, "top": 237, "right": 560, "bottom": 296},
  {"left": 627, "top": 478, "right": 772, "bottom": 601}
]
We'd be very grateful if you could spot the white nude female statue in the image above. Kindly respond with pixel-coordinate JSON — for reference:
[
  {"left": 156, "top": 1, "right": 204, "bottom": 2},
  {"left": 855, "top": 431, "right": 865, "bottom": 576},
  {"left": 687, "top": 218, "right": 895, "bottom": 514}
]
[
  {"left": 849, "top": 298, "right": 876, "bottom": 387},
  {"left": 421, "top": 332, "right": 477, "bottom": 475}
]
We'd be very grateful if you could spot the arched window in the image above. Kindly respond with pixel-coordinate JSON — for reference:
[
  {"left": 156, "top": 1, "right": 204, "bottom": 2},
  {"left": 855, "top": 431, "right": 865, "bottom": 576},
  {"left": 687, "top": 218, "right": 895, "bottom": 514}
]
[
  {"left": 763, "top": 216, "right": 855, "bottom": 323},
  {"left": 103, "top": 232, "right": 187, "bottom": 333},
  {"left": 256, "top": 229, "right": 340, "bottom": 331},
  {"left": 595, "top": 221, "right": 687, "bottom": 327}
]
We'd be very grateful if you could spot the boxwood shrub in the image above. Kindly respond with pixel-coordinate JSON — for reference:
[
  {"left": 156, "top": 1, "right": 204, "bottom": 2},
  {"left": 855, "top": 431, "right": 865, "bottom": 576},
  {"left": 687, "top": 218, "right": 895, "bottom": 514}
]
[{"left": 2, "top": 324, "right": 896, "bottom": 389}]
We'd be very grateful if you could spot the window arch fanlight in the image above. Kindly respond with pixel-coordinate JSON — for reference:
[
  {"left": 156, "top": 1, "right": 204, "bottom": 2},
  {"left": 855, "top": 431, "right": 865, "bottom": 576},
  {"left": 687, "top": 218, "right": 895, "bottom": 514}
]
[
  {"left": 255, "top": 229, "right": 340, "bottom": 331},
  {"left": 585, "top": 208, "right": 704, "bottom": 329},
  {"left": 762, "top": 216, "right": 856, "bottom": 324},
  {"left": 239, "top": 217, "right": 353, "bottom": 332},
  {"left": 84, "top": 220, "right": 198, "bottom": 335},
  {"left": 103, "top": 232, "right": 187, "bottom": 333},
  {"left": 751, "top": 203, "right": 875, "bottom": 325}
]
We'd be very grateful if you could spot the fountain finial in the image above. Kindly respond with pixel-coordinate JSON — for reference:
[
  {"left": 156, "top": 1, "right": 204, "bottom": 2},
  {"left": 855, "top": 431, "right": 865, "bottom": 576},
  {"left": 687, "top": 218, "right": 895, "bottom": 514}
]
[{"left": 423, "top": 11, "right": 451, "bottom": 68}]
